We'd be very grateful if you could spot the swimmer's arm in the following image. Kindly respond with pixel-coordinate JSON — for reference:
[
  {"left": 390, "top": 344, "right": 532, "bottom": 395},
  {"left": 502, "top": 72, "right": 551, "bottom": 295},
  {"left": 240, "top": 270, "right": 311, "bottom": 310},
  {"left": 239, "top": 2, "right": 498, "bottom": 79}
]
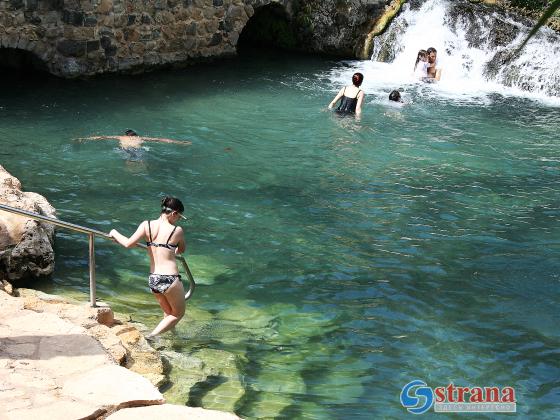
[
  {"left": 140, "top": 137, "right": 192, "bottom": 146},
  {"left": 109, "top": 221, "right": 147, "bottom": 249},
  {"left": 328, "top": 88, "right": 345, "bottom": 109},
  {"left": 76, "top": 136, "right": 121, "bottom": 141},
  {"left": 435, "top": 68, "right": 442, "bottom": 81},
  {"left": 355, "top": 91, "right": 365, "bottom": 117}
]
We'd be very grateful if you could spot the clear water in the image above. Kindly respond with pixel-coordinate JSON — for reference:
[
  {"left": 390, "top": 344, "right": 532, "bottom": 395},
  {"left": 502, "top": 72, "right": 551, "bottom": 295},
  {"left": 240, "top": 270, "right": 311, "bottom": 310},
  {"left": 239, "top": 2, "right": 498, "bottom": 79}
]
[{"left": 1, "top": 51, "right": 559, "bottom": 419}]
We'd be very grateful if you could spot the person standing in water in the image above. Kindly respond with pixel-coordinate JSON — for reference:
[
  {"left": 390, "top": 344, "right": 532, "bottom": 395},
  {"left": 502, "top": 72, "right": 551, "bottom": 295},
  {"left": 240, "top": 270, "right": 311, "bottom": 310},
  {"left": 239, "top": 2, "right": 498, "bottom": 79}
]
[
  {"left": 110, "top": 196, "right": 187, "bottom": 338},
  {"left": 328, "top": 72, "right": 365, "bottom": 117},
  {"left": 426, "top": 47, "right": 442, "bottom": 81}
]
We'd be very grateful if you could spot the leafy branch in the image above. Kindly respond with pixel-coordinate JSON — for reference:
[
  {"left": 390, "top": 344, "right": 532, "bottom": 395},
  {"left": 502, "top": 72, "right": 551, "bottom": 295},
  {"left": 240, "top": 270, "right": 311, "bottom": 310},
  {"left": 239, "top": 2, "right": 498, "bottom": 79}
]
[{"left": 516, "top": 0, "right": 560, "bottom": 52}]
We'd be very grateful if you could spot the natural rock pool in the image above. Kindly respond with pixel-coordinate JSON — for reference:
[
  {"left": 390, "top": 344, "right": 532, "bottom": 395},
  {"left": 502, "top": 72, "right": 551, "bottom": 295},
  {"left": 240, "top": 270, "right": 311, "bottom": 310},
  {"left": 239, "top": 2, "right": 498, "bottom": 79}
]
[{"left": 2, "top": 49, "right": 559, "bottom": 418}]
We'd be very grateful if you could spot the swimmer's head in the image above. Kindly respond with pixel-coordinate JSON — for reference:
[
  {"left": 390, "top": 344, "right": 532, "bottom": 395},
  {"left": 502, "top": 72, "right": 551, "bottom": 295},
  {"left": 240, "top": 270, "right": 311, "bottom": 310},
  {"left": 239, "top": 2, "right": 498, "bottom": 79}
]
[
  {"left": 389, "top": 90, "right": 402, "bottom": 102},
  {"left": 125, "top": 129, "right": 138, "bottom": 136},
  {"left": 161, "top": 196, "right": 186, "bottom": 220},
  {"left": 352, "top": 72, "right": 364, "bottom": 87}
]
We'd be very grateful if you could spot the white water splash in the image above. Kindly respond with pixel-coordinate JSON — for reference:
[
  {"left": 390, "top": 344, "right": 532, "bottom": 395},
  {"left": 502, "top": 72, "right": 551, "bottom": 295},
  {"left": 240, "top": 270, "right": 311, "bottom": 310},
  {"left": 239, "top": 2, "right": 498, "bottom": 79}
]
[{"left": 325, "top": 0, "right": 560, "bottom": 106}]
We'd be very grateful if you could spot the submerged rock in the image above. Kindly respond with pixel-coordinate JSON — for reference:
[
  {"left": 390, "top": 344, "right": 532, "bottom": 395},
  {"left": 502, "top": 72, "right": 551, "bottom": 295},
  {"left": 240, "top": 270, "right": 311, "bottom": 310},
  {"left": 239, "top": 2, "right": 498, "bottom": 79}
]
[{"left": 0, "top": 165, "right": 56, "bottom": 286}]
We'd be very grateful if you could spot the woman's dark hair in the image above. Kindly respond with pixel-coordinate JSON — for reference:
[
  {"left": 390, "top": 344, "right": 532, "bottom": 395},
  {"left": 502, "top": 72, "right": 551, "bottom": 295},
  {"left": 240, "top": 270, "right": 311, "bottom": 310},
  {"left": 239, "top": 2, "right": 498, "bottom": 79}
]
[
  {"left": 352, "top": 72, "right": 364, "bottom": 87},
  {"left": 389, "top": 90, "right": 402, "bottom": 102},
  {"left": 125, "top": 129, "right": 138, "bottom": 136},
  {"left": 161, "top": 196, "right": 184, "bottom": 214}
]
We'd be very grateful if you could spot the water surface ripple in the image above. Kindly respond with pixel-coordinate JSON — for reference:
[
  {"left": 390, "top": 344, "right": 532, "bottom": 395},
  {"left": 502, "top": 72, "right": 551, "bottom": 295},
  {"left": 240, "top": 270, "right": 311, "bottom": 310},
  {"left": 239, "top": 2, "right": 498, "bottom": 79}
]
[{"left": 1, "top": 52, "right": 559, "bottom": 419}]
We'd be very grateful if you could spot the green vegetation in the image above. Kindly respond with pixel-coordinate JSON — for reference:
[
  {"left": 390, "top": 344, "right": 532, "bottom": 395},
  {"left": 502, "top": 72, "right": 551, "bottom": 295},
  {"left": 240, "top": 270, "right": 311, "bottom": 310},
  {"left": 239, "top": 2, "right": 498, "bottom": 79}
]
[
  {"left": 517, "top": 0, "right": 560, "bottom": 51},
  {"left": 509, "top": 0, "right": 549, "bottom": 11}
]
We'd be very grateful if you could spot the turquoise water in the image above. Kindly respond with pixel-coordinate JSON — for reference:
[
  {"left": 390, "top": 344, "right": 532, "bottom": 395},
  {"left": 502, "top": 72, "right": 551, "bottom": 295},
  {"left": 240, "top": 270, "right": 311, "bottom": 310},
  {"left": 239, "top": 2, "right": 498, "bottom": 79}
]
[{"left": 1, "top": 51, "right": 559, "bottom": 418}]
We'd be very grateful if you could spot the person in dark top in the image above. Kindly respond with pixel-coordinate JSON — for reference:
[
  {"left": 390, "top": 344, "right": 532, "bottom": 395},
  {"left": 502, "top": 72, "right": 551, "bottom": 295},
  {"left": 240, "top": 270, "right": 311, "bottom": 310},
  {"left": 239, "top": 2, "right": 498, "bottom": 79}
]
[
  {"left": 110, "top": 196, "right": 187, "bottom": 338},
  {"left": 328, "top": 72, "right": 365, "bottom": 117}
]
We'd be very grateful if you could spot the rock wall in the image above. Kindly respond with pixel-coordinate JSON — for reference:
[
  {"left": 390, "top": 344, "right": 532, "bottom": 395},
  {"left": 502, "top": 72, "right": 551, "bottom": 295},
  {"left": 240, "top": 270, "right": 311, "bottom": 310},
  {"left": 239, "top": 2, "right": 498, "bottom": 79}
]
[
  {"left": 0, "top": 0, "right": 260, "bottom": 77},
  {"left": 0, "top": 0, "right": 393, "bottom": 77},
  {"left": 0, "top": 165, "right": 56, "bottom": 285},
  {"left": 292, "top": 0, "right": 392, "bottom": 57}
]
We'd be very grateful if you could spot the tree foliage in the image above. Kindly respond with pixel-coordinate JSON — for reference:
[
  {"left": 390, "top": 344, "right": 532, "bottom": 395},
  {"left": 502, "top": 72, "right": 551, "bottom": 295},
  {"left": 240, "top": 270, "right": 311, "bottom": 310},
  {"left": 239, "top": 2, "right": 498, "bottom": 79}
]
[{"left": 517, "top": 0, "right": 560, "bottom": 52}]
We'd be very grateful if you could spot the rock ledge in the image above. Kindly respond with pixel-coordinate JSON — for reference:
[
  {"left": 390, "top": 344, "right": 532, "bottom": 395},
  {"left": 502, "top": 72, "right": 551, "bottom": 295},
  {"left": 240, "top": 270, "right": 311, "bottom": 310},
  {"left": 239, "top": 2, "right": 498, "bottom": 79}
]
[{"left": 0, "top": 288, "right": 241, "bottom": 420}]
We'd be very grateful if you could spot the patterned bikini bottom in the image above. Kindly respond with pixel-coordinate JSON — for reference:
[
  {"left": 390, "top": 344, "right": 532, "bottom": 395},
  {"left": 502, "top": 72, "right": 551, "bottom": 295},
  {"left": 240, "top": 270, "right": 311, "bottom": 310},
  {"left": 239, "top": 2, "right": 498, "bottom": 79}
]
[{"left": 148, "top": 273, "right": 181, "bottom": 294}]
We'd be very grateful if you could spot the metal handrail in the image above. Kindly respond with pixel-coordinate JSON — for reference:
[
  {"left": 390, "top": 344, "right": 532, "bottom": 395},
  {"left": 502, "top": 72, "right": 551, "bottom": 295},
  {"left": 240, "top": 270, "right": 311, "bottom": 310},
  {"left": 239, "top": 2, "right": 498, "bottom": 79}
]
[{"left": 0, "top": 203, "right": 195, "bottom": 307}]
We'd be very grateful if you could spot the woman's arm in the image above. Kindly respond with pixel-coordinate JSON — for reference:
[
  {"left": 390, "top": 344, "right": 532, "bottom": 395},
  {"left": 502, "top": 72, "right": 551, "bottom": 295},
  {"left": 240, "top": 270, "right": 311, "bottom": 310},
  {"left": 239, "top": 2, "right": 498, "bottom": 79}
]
[
  {"left": 355, "top": 91, "right": 365, "bottom": 116},
  {"left": 110, "top": 221, "right": 147, "bottom": 248},
  {"left": 328, "top": 88, "right": 345, "bottom": 109},
  {"left": 174, "top": 227, "right": 186, "bottom": 254}
]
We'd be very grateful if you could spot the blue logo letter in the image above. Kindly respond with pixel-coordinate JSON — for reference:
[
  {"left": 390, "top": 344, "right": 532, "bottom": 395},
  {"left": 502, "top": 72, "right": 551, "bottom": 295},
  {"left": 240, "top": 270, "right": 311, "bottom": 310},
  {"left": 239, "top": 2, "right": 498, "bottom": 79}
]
[{"left": 400, "top": 380, "right": 434, "bottom": 414}]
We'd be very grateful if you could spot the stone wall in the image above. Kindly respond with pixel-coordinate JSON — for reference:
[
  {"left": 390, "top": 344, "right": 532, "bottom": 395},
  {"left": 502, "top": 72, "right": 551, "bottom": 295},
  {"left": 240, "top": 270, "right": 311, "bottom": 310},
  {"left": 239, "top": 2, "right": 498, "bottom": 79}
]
[
  {"left": 0, "top": 0, "right": 392, "bottom": 77},
  {"left": 0, "top": 0, "right": 262, "bottom": 77}
]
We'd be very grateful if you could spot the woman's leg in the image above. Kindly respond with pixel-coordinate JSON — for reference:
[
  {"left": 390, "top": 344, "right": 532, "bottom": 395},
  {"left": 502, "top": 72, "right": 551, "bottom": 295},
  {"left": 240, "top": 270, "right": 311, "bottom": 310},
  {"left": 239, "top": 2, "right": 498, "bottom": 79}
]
[
  {"left": 148, "top": 279, "right": 186, "bottom": 337},
  {"left": 152, "top": 291, "right": 172, "bottom": 316}
]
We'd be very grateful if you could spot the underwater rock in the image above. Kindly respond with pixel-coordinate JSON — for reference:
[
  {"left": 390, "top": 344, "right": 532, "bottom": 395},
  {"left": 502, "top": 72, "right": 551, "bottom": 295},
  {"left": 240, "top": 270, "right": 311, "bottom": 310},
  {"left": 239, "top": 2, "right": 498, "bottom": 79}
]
[
  {"left": 0, "top": 165, "right": 56, "bottom": 286},
  {"left": 162, "top": 347, "right": 245, "bottom": 412},
  {"left": 188, "top": 254, "right": 232, "bottom": 285}
]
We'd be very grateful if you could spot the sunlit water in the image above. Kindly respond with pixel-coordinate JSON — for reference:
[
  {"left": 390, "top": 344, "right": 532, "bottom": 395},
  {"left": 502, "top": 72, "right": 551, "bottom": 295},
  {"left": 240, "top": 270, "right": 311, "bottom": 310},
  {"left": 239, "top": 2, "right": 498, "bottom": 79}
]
[{"left": 1, "top": 50, "right": 559, "bottom": 419}]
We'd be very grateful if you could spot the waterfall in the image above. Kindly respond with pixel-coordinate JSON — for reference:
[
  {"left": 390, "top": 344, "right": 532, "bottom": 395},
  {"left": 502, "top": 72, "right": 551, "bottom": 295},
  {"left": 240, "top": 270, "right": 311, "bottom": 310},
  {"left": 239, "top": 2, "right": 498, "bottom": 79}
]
[{"left": 367, "top": 0, "right": 560, "bottom": 103}]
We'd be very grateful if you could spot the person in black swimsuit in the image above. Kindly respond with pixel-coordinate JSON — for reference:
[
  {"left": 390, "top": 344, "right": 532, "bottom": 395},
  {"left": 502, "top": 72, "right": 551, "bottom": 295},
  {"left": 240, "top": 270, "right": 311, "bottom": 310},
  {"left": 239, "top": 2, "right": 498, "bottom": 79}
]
[
  {"left": 110, "top": 196, "right": 188, "bottom": 338},
  {"left": 328, "top": 72, "right": 366, "bottom": 117}
]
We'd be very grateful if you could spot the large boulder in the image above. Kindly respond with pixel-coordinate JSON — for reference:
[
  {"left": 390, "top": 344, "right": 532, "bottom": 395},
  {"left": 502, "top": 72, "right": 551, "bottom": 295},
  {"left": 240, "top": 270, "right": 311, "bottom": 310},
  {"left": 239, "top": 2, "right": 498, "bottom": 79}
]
[{"left": 0, "top": 165, "right": 56, "bottom": 286}]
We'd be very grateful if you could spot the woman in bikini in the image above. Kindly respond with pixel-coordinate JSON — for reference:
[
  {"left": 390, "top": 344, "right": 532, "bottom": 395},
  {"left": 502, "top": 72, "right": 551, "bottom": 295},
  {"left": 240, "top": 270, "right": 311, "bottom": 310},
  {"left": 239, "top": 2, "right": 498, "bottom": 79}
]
[
  {"left": 328, "top": 72, "right": 365, "bottom": 117},
  {"left": 110, "top": 196, "right": 187, "bottom": 338}
]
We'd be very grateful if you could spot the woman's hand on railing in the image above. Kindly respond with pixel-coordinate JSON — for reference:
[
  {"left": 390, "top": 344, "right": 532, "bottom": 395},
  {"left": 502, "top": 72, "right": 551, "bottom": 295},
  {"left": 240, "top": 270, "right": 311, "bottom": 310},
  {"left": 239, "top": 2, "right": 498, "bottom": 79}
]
[{"left": 108, "top": 229, "right": 118, "bottom": 243}]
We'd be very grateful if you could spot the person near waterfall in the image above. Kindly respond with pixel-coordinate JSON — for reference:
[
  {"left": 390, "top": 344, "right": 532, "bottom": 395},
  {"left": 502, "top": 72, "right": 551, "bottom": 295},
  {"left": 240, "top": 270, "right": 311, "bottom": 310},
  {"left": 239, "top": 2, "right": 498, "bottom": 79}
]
[
  {"left": 414, "top": 49, "right": 429, "bottom": 80},
  {"left": 328, "top": 72, "right": 365, "bottom": 117},
  {"left": 427, "top": 47, "right": 442, "bottom": 81},
  {"left": 109, "top": 196, "right": 187, "bottom": 338}
]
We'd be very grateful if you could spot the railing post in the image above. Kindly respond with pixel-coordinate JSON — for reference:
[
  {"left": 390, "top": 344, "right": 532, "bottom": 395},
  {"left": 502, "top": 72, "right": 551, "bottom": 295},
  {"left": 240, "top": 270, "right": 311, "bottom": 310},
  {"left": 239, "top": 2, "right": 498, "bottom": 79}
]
[{"left": 89, "top": 233, "right": 97, "bottom": 307}]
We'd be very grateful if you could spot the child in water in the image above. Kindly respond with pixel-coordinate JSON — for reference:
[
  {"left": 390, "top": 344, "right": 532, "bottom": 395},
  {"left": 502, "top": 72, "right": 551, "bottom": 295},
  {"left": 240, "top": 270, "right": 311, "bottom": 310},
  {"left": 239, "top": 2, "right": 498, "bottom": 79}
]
[{"left": 413, "top": 49, "right": 429, "bottom": 80}]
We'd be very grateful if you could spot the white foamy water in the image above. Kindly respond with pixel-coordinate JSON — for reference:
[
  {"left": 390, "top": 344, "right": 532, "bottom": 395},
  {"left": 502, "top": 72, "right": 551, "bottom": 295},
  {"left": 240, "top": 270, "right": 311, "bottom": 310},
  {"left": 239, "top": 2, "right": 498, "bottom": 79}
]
[{"left": 324, "top": 0, "right": 560, "bottom": 106}]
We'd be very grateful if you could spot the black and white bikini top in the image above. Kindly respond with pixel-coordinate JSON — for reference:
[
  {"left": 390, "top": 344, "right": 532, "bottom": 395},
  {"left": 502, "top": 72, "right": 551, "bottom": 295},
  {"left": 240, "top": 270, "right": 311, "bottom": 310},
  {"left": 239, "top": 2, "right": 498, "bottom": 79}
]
[{"left": 146, "top": 220, "right": 178, "bottom": 250}]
